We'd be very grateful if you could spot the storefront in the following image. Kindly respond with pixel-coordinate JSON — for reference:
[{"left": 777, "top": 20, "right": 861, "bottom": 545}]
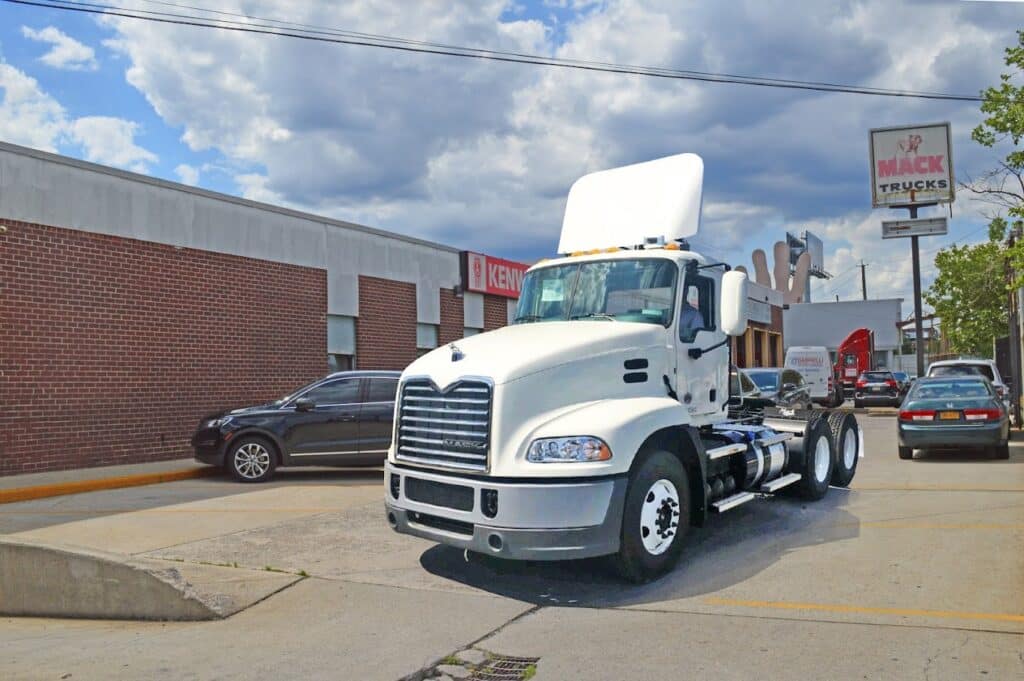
[{"left": 731, "top": 282, "right": 784, "bottom": 368}]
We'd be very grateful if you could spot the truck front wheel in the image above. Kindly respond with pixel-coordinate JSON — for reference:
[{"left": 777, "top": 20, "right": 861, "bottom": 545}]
[{"left": 611, "top": 450, "right": 690, "bottom": 583}]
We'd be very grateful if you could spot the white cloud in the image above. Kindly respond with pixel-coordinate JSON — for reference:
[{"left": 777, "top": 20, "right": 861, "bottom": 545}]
[
  {"left": 0, "top": 58, "right": 157, "bottom": 173},
  {"left": 67, "top": 117, "right": 157, "bottom": 172},
  {"left": 98, "top": 0, "right": 1021, "bottom": 269},
  {"left": 175, "top": 163, "right": 200, "bottom": 185},
  {"left": 0, "top": 61, "right": 67, "bottom": 150},
  {"left": 21, "top": 26, "right": 98, "bottom": 71}
]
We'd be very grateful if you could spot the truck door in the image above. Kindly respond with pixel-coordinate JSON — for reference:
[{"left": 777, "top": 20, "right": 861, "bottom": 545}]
[{"left": 676, "top": 270, "right": 727, "bottom": 417}]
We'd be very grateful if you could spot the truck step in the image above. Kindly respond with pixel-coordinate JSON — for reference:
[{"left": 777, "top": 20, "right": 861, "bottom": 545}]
[
  {"left": 754, "top": 432, "right": 793, "bottom": 447},
  {"left": 706, "top": 443, "right": 747, "bottom": 460},
  {"left": 759, "top": 473, "right": 802, "bottom": 493},
  {"left": 711, "top": 491, "right": 755, "bottom": 512}
]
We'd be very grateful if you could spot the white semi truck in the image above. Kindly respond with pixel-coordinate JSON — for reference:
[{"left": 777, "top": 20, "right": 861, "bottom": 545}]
[{"left": 384, "top": 153, "right": 862, "bottom": 582}]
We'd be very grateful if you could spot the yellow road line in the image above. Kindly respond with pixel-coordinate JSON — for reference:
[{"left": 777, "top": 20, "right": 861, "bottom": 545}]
[
  {"left": 854, "top": 521, "right": 1024, "bottom": 530},
  {"left": 855, "top": 484, "right": 1024, "bottom": 492},
  {"left": 703, "top": 598, "right": 1024, "bottom": 624},
  {"left": 0, "top": 467, "right": 216, "bottom": 504},
  {"left": 0, "top": 507, "right": 346, "bottom": 515}
]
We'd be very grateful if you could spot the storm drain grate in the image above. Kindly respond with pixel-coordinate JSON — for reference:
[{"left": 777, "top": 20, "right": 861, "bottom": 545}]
[{"left": 468, "top": 654, "right": 540, "bottom": 681}]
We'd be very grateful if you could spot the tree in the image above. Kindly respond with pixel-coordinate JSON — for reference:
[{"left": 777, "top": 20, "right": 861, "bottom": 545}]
[
  {"left": 925, "top": 242, "right": 1007, "bottom": 357},
  {"left": 927, "top": 31, "right": 1023, "bottom": 357},
  {"left": 968, "top": 29, "right": 1024, "bottom": 285}
]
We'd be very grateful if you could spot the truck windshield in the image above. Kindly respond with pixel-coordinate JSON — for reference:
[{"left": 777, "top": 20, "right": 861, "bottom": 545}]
[{"left": 514, "top": 258, "right": 678, "bottom": 326}]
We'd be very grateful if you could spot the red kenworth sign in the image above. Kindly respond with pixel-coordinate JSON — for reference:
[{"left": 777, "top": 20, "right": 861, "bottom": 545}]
[{"left": 462, "top": 252, "right": 529, "bottom": 298}]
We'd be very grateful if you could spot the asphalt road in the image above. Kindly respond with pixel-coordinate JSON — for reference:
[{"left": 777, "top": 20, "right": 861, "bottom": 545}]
[{"left": 1, "top": 415, "right": 1022, "bottom": 680}]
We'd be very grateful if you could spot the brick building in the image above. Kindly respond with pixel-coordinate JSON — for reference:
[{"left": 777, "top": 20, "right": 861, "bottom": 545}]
[{"left": 0, "top": 142, "right": 526, "bottom": 476}]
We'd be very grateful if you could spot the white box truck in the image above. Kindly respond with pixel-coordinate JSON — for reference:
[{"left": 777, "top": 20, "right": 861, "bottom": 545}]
[
  {"left": 385, "top": 153, "right": 863, "bottom": 582},
  {"left": 785, "top": 346, "right": 843, "bottom": 407}
]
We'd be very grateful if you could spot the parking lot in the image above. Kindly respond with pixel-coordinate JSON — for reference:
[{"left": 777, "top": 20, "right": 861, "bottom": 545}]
[{"left": 1, "top": 414, "right": 1022, "bottom": 680}]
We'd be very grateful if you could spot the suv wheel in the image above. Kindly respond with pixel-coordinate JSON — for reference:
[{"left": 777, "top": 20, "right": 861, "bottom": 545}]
[{"left": 228, "top": 437, "right": 277, "bottom": 483}]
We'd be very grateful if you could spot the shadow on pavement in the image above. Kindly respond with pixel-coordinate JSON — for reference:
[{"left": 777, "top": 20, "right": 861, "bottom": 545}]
[{"left": 419, "top": 489, "right": 861, "bottom": 608}]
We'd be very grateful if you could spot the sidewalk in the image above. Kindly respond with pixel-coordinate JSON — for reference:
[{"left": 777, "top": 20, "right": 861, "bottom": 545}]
[{"left": 0, "top": 458, "right": 216, "bottom": 504}]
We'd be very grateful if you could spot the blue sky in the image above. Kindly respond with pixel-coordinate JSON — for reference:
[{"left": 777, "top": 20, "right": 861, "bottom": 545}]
[{"left": 1, "top": 0, "right": 1021, "bottom": 307}]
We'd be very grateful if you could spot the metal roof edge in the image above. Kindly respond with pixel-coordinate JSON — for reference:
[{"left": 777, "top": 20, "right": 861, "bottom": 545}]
[{"left": 0, "top": 140, "right": 460, "bottom": 254}]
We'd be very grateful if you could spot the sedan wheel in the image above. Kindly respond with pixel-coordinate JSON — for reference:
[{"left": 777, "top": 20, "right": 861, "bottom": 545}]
[{"left": 228, "top": 437, "right": 277, "bottom": 483}]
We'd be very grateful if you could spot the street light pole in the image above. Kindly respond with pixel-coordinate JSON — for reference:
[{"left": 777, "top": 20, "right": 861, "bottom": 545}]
[{"left": 909, "top": 206, "right": 926, "bottom": 377}]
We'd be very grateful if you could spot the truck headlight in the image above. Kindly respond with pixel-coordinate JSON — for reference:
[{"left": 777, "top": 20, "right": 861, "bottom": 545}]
[{"left": 527, "top": 437, "right": 611, "bottom": 463}]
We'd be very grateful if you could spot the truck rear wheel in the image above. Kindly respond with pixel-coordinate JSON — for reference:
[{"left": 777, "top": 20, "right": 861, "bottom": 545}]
[
  {"left": 611, "top": 450, "right": 690, "bottom": 584},
  {"left": 828, "top": 411, "right": 859, "bottom": 487},
  {"left": 796, "top": 416, "right": 834, "bottom": 500}
]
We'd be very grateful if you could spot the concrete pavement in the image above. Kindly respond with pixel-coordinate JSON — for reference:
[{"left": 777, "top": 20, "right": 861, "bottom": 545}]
[{"left": 0, "top": 416, "right": 1021, "bottom": 680}]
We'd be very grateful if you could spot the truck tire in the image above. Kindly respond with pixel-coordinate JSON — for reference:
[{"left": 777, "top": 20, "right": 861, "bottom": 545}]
[
  {"left": 227, "top": 436, "right": 277, "bottom": 483},
  {"left": 828, "top": 411, "right": 859, "bottom": 487},
  {"left": 796, "top": 415, "right": 834, "bottom": 500},
  {"left": 898, "top": 446, "right": 913, "bottom": 460},
  {"left": 610, "top": 450, "right": 690, "bottom": 583}
]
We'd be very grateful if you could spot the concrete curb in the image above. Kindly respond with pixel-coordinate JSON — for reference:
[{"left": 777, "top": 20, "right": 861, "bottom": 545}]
[
  {"left": 0, "top": 538, "right": 301, "bottom": 620},
  {"left": 0, "top": 466, "right": 217, "bottom": 505}
]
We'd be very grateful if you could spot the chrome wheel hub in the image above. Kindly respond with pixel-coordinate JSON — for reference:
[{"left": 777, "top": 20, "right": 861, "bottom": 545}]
[
  {"left": 814, "top": 436, "right": 831, "bottom": 483},
  {"left": 639, "top": 479, "right": 680, "bottom": 556},
  {"left": 842, "top": 428, "right": 857, "bottom": 469},
  {"left": 234, "top": 442, "right": 270, "bottom": 479}
]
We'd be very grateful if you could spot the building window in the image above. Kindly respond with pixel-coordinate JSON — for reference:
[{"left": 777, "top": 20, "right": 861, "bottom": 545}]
[
  {"left": 328, "top": 315, "right": 356, "bottom": 371},
  {"left": 463, "top": 327, "right": 482, "bottom": 337},
  {"left": 328, "top": 354, "right": 352, "bottom": 372},
  {"left": 417, "top": 323, "right": 439, "bottom": 357}
]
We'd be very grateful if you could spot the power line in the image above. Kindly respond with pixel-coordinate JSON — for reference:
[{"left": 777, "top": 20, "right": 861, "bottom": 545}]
[{"left": 0, "top": 0, "right": 994, "bottom": 102}]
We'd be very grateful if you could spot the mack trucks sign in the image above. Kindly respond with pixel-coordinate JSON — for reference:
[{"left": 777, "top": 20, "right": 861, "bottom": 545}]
[
  {"left": 461, "top": 252, "right": 529, "bottom": 298},
  {"left": 869, "top": 122, "right": 954, "bottom": 207}
]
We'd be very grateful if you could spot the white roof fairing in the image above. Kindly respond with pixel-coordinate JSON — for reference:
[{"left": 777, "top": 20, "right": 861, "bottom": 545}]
[{"left": 557, "top": 153, "right": 704, "bottom": 254}]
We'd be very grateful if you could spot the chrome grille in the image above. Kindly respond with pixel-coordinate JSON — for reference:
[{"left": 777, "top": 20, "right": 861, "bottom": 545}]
[{"left": 395, "top": 378, "right": 492, "bottom": 471}]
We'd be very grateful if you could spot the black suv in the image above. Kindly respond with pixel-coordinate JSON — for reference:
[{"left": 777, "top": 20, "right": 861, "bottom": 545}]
[
  {"left": 192, "top": 371, "right": 400, "bottom": 482},
  {"left": 854, "top": 370, "right": 901, "bottom": 408}
]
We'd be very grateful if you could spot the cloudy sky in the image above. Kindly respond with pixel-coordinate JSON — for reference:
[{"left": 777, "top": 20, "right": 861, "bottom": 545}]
[{"left": 0, "top": 0, "right": 1021, "bottom": 308}]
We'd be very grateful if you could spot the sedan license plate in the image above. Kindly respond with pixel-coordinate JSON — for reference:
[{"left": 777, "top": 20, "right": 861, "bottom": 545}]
[{"left": 939, "top": 411, "right": 960, "bottom": 420}]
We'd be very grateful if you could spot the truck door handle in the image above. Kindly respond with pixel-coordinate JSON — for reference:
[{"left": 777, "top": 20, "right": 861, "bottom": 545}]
[{"left": 340, "top": 415, "right": 356, "bottom": 422}]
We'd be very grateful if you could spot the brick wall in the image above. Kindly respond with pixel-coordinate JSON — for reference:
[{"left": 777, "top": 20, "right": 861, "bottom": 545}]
[
  {"left": 483, "top": 294, "right": 508, "bottom": 331},
  {"left": 439, "top": 288, "right": 464, "bottom": 346},
  {"left": 0, "top": 219, "right": 327, "bottom": 476},
  {"left": 356, "top": 275, "right": 417, "bottom": 370}
]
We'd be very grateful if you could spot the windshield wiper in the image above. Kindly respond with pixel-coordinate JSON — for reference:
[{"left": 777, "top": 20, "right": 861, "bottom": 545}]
[
  {"left": 513, "top": 314, "right": 544, "bottom": 323},
  {"left": 570, "top": 312, "right": 617, "bottom": 321}
]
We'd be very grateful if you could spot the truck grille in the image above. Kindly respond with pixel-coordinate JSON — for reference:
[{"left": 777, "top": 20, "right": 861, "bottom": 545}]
[{"left": 395, "top": 378, "right": 492, "bottom": 471}]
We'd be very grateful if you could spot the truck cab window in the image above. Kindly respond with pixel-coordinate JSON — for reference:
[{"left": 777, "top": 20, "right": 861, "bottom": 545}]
[{"left": 679, "top": 275, "right": 714, "bottom": 342}]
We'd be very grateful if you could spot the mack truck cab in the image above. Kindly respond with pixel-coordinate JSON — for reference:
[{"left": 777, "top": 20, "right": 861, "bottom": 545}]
[{"left": 385, "top": 153, "right": 863, "bottom": 582}]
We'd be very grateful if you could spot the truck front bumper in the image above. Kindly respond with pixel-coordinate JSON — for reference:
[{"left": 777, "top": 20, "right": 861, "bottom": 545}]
[{"left": 384, "top": 462, "right": 627, "bottom": 561}]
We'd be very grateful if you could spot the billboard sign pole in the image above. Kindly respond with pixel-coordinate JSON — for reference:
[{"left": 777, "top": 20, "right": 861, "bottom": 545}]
[{"left": 869, "top": 122, "right": 954, "bottom": 377}]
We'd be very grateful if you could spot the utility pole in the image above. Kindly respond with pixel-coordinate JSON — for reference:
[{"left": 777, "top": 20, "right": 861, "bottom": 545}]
[
  {"left": 1007, "top": 227, "right": 1022, "bottom": 427},
  {"left": 859, "top": 261, "right": 868, "bottom": 300}
]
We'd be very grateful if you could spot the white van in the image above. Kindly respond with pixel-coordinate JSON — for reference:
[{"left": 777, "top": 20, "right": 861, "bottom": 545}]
[{"left": 785, "top": 346, "right": 841, "bottom": 407}]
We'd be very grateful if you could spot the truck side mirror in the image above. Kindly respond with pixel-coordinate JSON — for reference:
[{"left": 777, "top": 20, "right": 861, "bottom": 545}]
[{"left": 720, "top": 270, "right": 748, "bottom": 337}]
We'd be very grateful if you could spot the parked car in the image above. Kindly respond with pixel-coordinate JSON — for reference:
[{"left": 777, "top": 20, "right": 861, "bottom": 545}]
[
  {"left": 743, "top": 367, "right": 813, "bottom": 411},
  {"left": 853, "top": 370, "right": 901, "bottom": 408},
  {"left": 892, "top": 371, "right": 912, "bottom": 396},
  {"left": 728, "top": 365, "right": 765, "bottom": 418},
  {"left": 785, "top": 345, "right": 843, "bottom": 407},
  {"left": 897, "top": 376, "right": 1009, "bottom": 460},
  {"left": 192, "top": 371, "right": 400, "bottom": 482},
  {"left": 926, "top": 359, "right": 1010, "bottom": 411}
]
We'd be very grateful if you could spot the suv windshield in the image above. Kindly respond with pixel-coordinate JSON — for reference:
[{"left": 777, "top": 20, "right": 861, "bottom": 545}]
[
  {"left": 930, "top": 364, "right": 996, "bottom": 381},
  {"left": 514, "top": 258, "right": 678, "bottom": 326}
]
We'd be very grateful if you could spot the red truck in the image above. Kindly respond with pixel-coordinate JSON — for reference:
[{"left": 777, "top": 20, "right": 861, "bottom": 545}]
[{"left": 835, "top": 328, "right": 875, "bottom": 396}]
